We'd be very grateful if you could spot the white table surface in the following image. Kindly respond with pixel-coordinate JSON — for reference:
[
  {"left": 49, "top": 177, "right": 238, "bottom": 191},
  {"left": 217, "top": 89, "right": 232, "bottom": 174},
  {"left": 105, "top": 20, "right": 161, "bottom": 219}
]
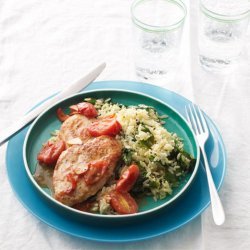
[{"left": 0, "top": 0, "right": 249, "bottom": 249}]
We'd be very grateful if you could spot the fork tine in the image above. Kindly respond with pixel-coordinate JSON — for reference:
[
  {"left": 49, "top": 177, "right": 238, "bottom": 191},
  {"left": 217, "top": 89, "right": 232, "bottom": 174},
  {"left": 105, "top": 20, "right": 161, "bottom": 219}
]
[
  {"left": 185, "top": 105, "right": 192, "bottom": 126},
  {"left": 197, "top": 105, "right": 208, "bottom": 132},
  {"left": 192, "top": 103, "right": 203, "bottom": 133},
  {"left": 186, "top": 104, "right": 198, "bottom": 134}
]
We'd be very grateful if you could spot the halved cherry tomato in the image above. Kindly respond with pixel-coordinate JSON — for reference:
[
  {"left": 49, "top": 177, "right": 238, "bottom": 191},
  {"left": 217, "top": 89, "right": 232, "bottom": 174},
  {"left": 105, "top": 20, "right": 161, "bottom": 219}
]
[
  {"left": 84, "top": 159, "right": 109, "bottom": 185},
  {"left": 56, "top": 108, "right": 70, "bottom": 122},
  {"left": 37, "top": 140, "right": 65, "bottom": 165},
  {"left": 64, "top": 173, "right": 78, "bottom": 194},
  {"left": 69, "top": 102, "right": 97, "bottom": 118},
  {"left": 87, "top": 116, "right": 122, "bottom": 137},
  {"left": 110, "top": 191, "right": 138, "bottom": 214},
  {"left": 116, "top": 164, "right": 140, "bottom": 193}
]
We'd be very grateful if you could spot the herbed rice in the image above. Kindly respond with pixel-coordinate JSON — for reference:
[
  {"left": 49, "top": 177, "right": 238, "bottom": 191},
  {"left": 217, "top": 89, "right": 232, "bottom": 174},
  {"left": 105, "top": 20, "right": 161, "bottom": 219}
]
[{"left": 87, "top": 98, "right": 195, "bottom": 201}]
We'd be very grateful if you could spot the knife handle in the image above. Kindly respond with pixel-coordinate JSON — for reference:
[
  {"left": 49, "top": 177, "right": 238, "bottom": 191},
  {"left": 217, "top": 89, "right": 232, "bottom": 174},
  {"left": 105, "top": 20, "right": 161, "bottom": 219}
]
[{"left": 0, "top": 95, "right": 60, "bottom": 146}]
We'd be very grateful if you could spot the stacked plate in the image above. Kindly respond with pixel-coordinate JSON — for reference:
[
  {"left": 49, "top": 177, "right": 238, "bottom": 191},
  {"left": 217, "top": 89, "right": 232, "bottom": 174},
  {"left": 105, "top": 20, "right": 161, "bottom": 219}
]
[{"left": 6, "top": 81, "right": 226, "bottom": 242}]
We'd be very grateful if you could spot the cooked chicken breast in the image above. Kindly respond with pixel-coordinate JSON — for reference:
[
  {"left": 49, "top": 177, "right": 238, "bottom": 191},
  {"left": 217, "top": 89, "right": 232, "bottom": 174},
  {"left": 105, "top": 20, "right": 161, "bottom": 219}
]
[
  {"left": 53, "top": 136, "right": 122, "bottom": 206},
  {"left": 58, "top": 114, "right": 93, "bottom": 146}
]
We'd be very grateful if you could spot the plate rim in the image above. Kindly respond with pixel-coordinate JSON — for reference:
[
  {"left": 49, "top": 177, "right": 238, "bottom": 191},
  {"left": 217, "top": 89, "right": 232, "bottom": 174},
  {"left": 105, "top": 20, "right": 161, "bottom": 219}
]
[{"left": 23, "top": 88, "right": 200, "bottom": 218}]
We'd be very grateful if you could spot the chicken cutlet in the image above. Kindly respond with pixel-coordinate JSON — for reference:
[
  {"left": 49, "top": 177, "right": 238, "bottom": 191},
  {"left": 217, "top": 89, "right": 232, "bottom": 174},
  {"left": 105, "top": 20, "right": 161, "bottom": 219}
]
[
  {"left": 53, "top": 135, "right": 122, "bottom": 206},
  {"left": 58, "top": 114, "right": 94, "bottom": 146}
]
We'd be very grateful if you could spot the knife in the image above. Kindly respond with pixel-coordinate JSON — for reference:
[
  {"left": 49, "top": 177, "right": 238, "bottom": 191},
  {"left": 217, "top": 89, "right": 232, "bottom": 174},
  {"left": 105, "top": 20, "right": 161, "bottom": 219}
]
[{"left": 0, "top": 62, "right": 106, "bottom": 146}]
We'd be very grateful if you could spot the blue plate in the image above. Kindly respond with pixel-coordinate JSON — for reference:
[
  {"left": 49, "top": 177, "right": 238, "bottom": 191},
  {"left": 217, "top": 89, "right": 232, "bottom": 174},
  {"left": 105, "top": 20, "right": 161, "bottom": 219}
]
[{"left": 6, "top": 81, "right": 226, "bottom": 242}]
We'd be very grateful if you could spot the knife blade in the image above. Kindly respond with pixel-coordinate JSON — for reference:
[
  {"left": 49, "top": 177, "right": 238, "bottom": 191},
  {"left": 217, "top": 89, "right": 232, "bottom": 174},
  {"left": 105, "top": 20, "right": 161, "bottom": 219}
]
[{"left": 0, "top": 62, "right": 106, "bottom": 146}]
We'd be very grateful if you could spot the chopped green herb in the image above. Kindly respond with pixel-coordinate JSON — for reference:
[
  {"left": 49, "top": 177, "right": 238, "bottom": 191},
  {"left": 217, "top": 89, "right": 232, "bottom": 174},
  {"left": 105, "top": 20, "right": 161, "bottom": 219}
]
[
  {"left": 139, "top": 135, "right": 155, "bottom": 149},
  {"left": 165, "top": 171, "right": 179, "bottom": 187},
  {"left": 141, "top": 125, "right": 151, "bottom": 133},
  {"left": 84, "top": 98, "right": 96, "bottom": 105},
  {"left": 122, "top": 148, "right": 133, "bottom": 165},
  {"left": 131, "top": 169, "right": 148, "bottom": 196}
]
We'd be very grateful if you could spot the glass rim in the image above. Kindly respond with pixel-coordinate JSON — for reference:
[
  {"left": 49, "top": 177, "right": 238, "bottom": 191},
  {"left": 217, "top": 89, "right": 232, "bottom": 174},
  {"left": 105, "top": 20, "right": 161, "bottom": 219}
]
[
  {"left": 131, "top": 0, "right": 187, "bottom": 32},
  {"left": 200, "top": 2, "right": 250, "bottom": 22}
]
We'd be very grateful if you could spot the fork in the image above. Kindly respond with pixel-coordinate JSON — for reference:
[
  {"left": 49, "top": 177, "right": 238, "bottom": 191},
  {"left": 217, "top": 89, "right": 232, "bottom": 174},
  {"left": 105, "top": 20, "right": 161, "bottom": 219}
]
[{"left": 185, "top": 104, "right": 225, "bottom": 226}]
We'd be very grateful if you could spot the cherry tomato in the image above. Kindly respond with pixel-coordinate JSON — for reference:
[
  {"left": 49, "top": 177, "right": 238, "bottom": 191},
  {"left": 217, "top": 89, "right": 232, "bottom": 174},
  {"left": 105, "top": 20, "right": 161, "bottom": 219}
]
[
  {"left": 64, "top": 173, "right": 78, "bottom": 194},
  {"left": 56, "top": 108, "right": 70, "bottom": 122},
  {"left": 87, "top": 116, "right": 122, "bottom": 137},
  {"left": 37, "top": 140, "right": 65, "bottom": 165},
  {"left": 110, "top": 191, "right": 138, "bottom": 214},
  {"left": 84, "top": 160, "right": 109, "bottom": 185},
  {"left": 69, "top": 102, "right": 97, "bottom": 118},
  {"left": 116, "top": 164, "right": 140, "bottom": 193}
]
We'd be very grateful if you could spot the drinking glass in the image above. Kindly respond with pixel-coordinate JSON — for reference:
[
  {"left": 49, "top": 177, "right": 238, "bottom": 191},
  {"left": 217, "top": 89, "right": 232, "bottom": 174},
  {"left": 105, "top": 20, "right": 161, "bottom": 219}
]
[
  {"left": 198, "top": 0, "right": 250, "bottom": 72},
  {"left": 131, "top": 0, "right": 186, "bottom": 80}
]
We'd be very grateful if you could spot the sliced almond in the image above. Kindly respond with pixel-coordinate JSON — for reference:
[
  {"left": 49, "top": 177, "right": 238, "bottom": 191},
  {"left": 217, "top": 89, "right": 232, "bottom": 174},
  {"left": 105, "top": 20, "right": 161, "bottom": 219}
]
[
  {"left": 66, "top": 138, "right": 83, "bottom": 145},
  {"left": 74, "top": 164, "right": 88, "bottom": 175}
]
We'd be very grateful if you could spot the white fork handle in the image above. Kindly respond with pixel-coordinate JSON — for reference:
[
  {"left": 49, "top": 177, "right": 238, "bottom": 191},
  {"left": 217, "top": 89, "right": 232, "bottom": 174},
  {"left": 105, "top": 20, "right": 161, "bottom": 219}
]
[{"left": 201, "top": 146, "right": 225, "bottom": 225}]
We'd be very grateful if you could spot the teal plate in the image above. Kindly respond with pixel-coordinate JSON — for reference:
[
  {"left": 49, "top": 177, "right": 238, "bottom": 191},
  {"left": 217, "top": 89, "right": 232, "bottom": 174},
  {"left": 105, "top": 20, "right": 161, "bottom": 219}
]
[
  {"left": 23, "top": 89, "right": 199, "bottom": 217},
  {"left": 6, "top": 81, "right": 226, "bottom": 242}
]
